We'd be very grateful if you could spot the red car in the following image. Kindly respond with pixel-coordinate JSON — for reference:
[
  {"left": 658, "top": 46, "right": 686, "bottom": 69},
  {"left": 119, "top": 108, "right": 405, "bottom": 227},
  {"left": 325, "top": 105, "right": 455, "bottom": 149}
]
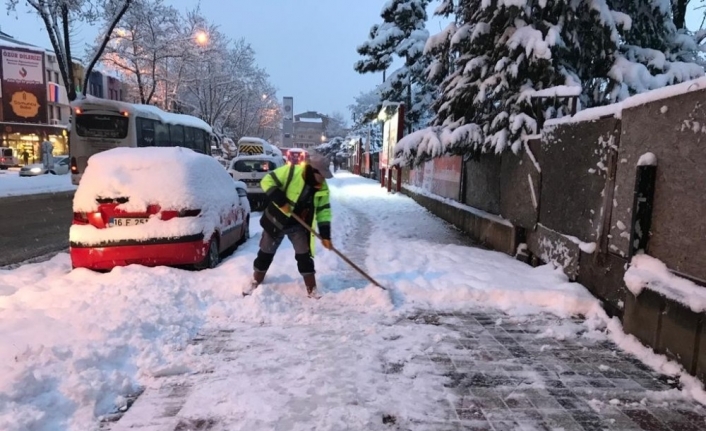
[
  {"left": 69, "top": 147, "right": 251, "bottom": 271},
  {"left": 285, "top": 148, "right": 308, "bottom": 165}
]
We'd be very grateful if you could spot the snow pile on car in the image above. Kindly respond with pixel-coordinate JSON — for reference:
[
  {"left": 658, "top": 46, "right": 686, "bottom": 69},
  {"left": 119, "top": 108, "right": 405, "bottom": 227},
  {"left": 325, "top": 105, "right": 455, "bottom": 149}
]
[{"left": 70, "top": 147, "right": 237, "bottom": 244}]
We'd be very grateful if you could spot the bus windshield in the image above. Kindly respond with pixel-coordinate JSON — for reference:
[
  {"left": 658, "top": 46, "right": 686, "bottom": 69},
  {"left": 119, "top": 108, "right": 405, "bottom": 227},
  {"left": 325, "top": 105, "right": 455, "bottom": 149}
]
[{"left": 75, "top": 114, "right": 129, "bottom": 139}]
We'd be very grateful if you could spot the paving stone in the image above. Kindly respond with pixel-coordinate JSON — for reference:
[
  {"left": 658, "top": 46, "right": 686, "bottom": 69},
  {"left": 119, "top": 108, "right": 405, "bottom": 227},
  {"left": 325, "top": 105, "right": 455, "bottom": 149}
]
[{"left": 403, "top": 309, "right": 706, "bottom": 430}]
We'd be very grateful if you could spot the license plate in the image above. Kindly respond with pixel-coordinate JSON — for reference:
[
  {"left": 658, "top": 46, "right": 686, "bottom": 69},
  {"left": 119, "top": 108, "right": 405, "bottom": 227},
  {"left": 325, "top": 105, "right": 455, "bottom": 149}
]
[{"left": 109, "top": 217, "right": 148, "bottom": 227}]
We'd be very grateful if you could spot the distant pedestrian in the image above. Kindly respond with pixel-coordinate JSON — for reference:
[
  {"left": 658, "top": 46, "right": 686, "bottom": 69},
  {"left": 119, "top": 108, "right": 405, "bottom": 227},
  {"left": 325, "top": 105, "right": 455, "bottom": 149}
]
[
  {"left": 21, "top": 150, "right": 29, "bottom": 165},
  {"left": 333, "top": 157, "right": 339, "bottom": 173}
]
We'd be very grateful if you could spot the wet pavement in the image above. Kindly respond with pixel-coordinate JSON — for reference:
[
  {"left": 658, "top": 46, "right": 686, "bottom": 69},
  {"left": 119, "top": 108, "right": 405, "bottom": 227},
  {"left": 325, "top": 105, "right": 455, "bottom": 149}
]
[
  {"left": 0, "top": 191, "right": 73, "bottom": 267},
  {"left": 399, "top": 310, "right": 706, "bottom": 431}
]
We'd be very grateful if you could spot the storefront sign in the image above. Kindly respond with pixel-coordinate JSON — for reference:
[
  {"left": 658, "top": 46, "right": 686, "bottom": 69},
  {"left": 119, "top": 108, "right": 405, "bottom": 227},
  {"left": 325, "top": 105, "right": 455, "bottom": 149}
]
[
  {"left": 379, "top": 104, "right": 404, "bottom": 169},
  {"left": 1, "top": 48, "right": 47, "bottom": 123}
]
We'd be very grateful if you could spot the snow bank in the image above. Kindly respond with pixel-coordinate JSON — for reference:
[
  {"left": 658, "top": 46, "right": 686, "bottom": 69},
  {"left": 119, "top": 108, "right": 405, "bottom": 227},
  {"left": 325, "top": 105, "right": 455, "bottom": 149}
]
[
  {"left": 0, "top": 170, "right": 76, "bottom": 198},
  {"left": 333, "top": 174, "right": 596, "bottom": 317},
  {"left": 0, "top": 255, "right": 209, "bottom": 430},
  {"left": 625, "top": 254, "right": 706, "bottom": 313},
  {"left": 71, "top": 147, "right": 238, "bottom": 244}
]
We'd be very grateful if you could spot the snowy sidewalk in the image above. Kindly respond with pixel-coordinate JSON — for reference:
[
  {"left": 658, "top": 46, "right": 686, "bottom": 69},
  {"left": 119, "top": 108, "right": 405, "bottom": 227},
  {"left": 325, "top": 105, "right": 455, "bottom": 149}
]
[
  {"left": 1, "top": 172, "right": 706, "bottom": 431},
  {"left": 0, "top": 169, "right": 76, "bottom": 197}
]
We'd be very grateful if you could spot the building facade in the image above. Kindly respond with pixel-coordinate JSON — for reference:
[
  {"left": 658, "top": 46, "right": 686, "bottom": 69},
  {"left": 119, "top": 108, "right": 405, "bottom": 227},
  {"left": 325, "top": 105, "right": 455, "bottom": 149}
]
[
  {"left": 293, "top": 111, "right": 326, "bottom": 149},
  {"left": 0, "top": 32, "right": 125, "bottom": 164}
]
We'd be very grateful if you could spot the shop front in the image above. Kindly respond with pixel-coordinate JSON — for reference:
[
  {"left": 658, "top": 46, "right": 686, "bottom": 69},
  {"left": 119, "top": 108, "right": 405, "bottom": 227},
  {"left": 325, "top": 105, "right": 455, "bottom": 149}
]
[{"left": 0, "top": 122, "right": 68, "bottom": 165}]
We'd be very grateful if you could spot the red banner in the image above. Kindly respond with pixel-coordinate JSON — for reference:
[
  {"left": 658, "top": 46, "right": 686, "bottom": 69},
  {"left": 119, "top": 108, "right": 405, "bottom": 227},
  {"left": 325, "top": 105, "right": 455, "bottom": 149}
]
[{"left": 408, "top": 155, "right": 462, "bottom": 200}]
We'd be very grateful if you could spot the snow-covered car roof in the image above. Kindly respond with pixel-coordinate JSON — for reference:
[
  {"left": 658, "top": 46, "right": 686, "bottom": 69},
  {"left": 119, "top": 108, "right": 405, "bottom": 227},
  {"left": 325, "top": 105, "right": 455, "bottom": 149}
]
[{"left": 74, "top": 147, "right": 237, "bottom": 213}]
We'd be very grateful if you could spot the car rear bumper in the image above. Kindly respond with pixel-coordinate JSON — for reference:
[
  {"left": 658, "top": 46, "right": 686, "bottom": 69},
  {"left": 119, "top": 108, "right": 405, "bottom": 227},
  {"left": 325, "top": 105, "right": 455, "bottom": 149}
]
[{"left": 70, "top": 234, "right": 207, "bottom": 270}]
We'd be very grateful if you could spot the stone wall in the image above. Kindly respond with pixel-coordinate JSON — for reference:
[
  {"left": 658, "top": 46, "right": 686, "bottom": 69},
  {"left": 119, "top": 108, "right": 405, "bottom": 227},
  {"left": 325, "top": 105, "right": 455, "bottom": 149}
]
[{"left": 611, "top": 91, "right": 706, "bottom": 282}]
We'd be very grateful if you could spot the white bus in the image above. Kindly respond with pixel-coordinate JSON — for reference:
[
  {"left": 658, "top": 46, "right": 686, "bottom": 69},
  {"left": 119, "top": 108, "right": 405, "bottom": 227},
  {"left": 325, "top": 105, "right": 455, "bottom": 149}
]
[{"left": 69, "top": 96, "right": 214, "bottom": 185}]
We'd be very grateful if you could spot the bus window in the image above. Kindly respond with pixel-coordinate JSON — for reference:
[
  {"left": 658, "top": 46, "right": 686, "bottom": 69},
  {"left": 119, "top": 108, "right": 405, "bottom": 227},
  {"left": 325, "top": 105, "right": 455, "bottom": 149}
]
[
  {"left": 169, "top": 125, "right": 184, "bottom": 146},
  {"left": 154, "top": 122, "right": 169, "bottom": 146},
  {"left": 75, "top": 114, "right": 128, "bottom": 139},
  {"left": 192, "top": 129, "right": 206, "bottom": 154},
  {"left": 183, "top": 127, "right": 194, "bottom": 150},
  {"left": 136, "top": 117, "right": 156, "bottom": 147}
]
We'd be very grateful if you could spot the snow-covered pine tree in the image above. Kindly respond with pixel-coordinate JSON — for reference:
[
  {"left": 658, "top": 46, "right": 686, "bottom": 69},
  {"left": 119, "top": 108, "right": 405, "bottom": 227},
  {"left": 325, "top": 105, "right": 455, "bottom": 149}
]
[
  {"left": 395, "top": 0, "right": 703, "bottom": 167},
  {"left": 354, "top": 0, "right": 434, "bottom": 131},
  {"left": 426, "top": 0, "right": 579, "bottom": 158},
  {"left": 604, "top": 0, "right": 702, "bottom": 102}
]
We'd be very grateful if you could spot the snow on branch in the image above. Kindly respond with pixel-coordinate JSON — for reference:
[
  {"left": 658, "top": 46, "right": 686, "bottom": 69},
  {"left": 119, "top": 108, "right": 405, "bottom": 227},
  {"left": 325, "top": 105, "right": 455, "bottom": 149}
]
[{"left": 393, "top": 123, "right": 483, "bottom": 167}]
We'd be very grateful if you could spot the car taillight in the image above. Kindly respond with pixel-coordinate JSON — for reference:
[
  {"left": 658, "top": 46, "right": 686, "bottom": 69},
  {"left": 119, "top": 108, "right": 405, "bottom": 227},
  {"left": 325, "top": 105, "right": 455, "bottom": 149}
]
[
  {"left": 73, "top": 212, "right": 89, "bottom": 223},
  {"left": 160, "top": 209, "right": 201, "bottom": 220},
  {"left": 70, "top": 157, "right": 78, "bottom": 174}
]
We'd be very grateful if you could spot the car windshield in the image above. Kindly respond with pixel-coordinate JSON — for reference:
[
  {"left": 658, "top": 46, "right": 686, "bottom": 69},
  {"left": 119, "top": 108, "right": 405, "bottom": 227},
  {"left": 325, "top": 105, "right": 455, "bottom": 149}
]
[
  {"left": 75, "top": 114, "right": 129, "bottom": 139},
  {"left": 1, "top": 148, "right": 12, "bottom": 157},
  {"left": 232, "top": 159, "right": 276, "bottom": 173}
]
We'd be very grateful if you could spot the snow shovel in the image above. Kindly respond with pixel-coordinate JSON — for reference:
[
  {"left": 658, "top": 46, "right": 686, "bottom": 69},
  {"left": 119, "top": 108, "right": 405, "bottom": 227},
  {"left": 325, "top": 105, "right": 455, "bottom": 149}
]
[{"left": 290, "top": 212, "right": 387, "bottom": 290}]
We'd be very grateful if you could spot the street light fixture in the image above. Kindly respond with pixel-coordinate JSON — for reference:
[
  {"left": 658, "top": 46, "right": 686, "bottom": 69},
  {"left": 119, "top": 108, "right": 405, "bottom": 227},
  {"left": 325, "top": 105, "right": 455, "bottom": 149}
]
[{"left": 195, "top": 31, "right": 209, "bottom": 46}]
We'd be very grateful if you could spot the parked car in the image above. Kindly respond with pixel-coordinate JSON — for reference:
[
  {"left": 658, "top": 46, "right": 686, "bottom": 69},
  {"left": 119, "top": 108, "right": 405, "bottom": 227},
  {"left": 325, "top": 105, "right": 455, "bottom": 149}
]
[
  {"left": 228, "top": 154, "right": 284, "bottom": 210},
  {"left": 19, "top": 156, "right": 70, "bottom": 176},
  {"left": 285, "top": 148, "right": 308, "bottom": 165},
  {"left": 70, "top": 146, "right": 250, "bottom": 271}
]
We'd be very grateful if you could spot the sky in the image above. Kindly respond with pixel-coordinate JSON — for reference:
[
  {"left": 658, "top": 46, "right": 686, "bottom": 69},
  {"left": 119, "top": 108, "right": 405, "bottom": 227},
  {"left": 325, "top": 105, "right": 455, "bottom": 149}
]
[
  {"left": 0, "top": 1, "right": 704, "bottom": 124},
  {"left": 0, "top": 0, "right": 449, "bottom": 124}
]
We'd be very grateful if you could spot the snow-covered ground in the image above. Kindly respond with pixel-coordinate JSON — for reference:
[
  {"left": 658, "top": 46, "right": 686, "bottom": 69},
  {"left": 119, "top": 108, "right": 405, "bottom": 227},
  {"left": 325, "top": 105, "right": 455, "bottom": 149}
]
[
  {"left": 0, "top": 170, "right": 76, "bottom": 198},
  {"left": 0, "top": 172, "right": 704, "bottom": 431}
]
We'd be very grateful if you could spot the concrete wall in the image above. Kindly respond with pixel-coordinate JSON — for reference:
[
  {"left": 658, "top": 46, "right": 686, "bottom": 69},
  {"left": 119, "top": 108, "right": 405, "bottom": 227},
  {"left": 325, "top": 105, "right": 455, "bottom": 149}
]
[
  {"left": 611, "top": 91, "right": 706, "bottom": 281},
  {"left": 540, "top": 116, "right": 620, "bottom": 243},
  {"left": 393, "top": 84, "right": 706, "bottom": 385},
  {"left": 462, "top": 153, "right": 501, "bottom": 214},
  {"left": 499, "top": 139, "right": 540, "bottom": 230}
]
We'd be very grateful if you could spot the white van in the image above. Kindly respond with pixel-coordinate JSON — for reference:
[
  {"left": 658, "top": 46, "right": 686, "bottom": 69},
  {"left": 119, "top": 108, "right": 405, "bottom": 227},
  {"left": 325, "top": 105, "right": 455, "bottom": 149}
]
[
  {"left": 227, "top": 154, "right": 285, "bottom": 210},
  {"left": 0, "top": 147, "right": 18, "bottom": 169},
  {"left": 237, "top": 137, "right": 277, "bottom": 157}
]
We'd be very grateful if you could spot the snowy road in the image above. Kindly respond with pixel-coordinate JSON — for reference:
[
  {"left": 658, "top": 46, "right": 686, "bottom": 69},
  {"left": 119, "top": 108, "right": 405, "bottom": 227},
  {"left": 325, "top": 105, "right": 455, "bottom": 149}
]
[{"left": 1, "top": 173, "right": 706, "bottom": 431}]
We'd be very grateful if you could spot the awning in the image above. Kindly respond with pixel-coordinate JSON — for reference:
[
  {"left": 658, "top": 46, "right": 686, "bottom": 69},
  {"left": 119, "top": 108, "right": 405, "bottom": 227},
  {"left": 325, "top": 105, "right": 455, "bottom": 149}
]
[{"left": 0, "top": 122, "right": 68, "bottom": 135}]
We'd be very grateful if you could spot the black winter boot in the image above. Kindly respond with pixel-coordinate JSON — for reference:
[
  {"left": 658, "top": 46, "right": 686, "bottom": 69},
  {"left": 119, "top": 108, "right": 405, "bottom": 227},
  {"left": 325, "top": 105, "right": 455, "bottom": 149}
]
[
  {"left": 303, "top": 274, "right": 319, "bottom": 298},
  {"left": 243, "top": 270, "right": 266, "bottom": 296}
]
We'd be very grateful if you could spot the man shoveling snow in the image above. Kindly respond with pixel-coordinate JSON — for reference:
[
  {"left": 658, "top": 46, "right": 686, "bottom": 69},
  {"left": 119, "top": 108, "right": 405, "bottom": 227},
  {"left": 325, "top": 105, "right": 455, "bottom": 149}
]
[{"left": 243, "top": 152, "right": 333, "bottom": 298}]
